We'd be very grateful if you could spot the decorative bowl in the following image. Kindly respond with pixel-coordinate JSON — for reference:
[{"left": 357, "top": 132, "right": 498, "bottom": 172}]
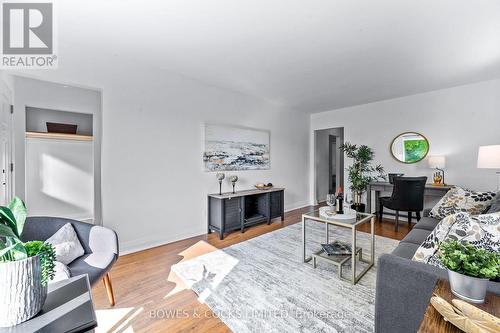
[{"left": 255, "top": 183, "right": 273, "bottom": 190}]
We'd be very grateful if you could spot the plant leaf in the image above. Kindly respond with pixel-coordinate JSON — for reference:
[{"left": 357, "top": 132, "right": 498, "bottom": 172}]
[
  {"left": 8, "top": 197, "right": 27, "bottom": 237},
  {"left": 10, "top": 243, "right": 27, "bottom": 260},
  {"left": 0, "top": 237, "right": 26, "bottom": 261},
  {"left": 0, "top": 242, "right": 18, "bottom": 258},
  {"left": 0, "top": 206, "right": 18, "bottom": 238},
  {"left": 0, "top": 223, "right": 18, "bottom": 239}
]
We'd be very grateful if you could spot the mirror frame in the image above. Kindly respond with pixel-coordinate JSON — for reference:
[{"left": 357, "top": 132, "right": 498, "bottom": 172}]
[{"left": 390, "top": 131, "right": 430, "bottom": 164}]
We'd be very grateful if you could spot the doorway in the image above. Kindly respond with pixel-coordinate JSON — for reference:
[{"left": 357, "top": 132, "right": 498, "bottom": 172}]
[
  {"left": 314, "top": 127, "right": 344, "bottom": 204},
  {"left": 329, "top": 135, "right": 337, "bottom": 194},
  {"left": 0, "top": 101, "right": 13, "bottom": 206}
]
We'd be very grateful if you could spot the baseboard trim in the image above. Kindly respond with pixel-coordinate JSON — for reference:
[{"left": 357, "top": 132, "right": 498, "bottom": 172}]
[
  {"left": 119, "top": 201, "right": 314, "bottom": 256},
  {"left": 119, "top": 229, "right": 204, "bottom": 256},
  {"left": 284, "top": 200, "right": 311, "bottom": 212}
]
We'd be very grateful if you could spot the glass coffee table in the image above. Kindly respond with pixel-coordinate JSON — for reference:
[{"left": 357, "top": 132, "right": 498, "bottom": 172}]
[{"left": 302, "top": 209, "right": 375, "bottom": 285}]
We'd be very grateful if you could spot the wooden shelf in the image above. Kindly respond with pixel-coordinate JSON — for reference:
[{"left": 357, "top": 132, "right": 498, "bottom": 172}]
[{"left": 25, "top": 131, "right": 93, "bottom": 141}]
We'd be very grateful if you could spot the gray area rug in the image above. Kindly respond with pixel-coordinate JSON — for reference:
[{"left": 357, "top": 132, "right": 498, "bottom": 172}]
[{"left": 172, "top": 221, "right": 399, "bottom": 333}]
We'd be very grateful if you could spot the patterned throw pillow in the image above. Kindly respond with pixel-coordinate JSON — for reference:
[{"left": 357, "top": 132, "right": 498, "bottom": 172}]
[
  {"left": 428, "top": 187, "right": 496, "bottom": 219},
  {"left": 412, "top": 213, "right": 467, "bottom": 266},
  {"left": 487, "top": 191, "right": 500, "bottom": 214},
  {"left": 412, "top": 212, "right": 500, "bottom": 269}
]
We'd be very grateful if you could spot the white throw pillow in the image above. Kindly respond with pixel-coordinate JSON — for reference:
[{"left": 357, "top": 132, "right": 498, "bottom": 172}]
[
  {"left": 50, "top": 261, "right": 71, "bottom": 283},
  {"left": 45, "top": 223, "right": 85, "bottom": 265}
]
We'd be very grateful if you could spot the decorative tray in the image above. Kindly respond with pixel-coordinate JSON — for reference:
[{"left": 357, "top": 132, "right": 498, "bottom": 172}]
[{"left": 319, "top": 206, "right": 356, "bottom": 221}]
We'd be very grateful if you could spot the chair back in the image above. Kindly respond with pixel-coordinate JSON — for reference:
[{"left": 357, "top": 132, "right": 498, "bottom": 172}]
[
  {"left": 388, "top": 173, "right": 404, "bottom": 184},
  {"left": 22, "top": 217, "right": 96, "bottom": 254},
  {"left": 390, "top": 176, "right": 427, "bottom": 211}
]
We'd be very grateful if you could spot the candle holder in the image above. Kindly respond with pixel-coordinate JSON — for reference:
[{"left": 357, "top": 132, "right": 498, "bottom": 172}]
[
  {"left": 229, "top": 175, "right": 238, "bottom": 194},
  {"left": 216, "top": 173, "right": 225, "bottom": 195}
]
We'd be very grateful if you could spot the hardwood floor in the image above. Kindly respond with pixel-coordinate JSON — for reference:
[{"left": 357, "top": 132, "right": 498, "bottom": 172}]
[{"left": 91, "top": 205, "right": 412, "bottom": 333}]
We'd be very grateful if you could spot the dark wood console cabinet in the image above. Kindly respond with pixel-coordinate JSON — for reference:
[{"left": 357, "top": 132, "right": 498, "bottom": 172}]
[{"left": 207, "top": 188, "right": 285, "bottom": 240}]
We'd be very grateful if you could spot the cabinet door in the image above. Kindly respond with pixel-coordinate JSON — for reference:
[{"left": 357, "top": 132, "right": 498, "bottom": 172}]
[
  {"left": 224, "top": 198, "right": 241, "bottom": 230},
  {"left": 270, "top": 191, "right": 282, "bottom": 219}
]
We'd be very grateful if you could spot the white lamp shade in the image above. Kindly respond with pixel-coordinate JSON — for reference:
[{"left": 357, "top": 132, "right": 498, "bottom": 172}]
[
  {"left": 477, "top": 145, "right": 500, "bottom": 169},
  {"left": 428, "top": 155, "right": 445, "bottom": 169}
]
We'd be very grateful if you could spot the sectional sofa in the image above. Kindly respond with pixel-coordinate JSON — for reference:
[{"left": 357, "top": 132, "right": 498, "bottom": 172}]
[{"left": 374, "top": 209, "right": 500, "bottom": 333}]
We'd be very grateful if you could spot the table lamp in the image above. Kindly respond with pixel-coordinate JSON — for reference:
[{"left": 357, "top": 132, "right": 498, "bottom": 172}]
[
  {"left": 477, "top": 145, "right": 500, "bottom": 191},
  {"left": 428, "top": 155, "right": 446, "bottom": 185}
]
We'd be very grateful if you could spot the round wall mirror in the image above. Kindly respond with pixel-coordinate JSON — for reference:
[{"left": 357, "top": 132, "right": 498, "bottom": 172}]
[{"left": 390, "top": 132, "right": 429, "bottom": 164}]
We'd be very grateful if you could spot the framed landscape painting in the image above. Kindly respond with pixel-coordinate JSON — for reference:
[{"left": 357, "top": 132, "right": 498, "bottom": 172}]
[{"left": 203, "top": 124, "right": 270, "bottom": 171}]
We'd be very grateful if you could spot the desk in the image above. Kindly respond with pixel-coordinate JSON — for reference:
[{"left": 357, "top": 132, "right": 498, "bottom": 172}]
[{"left": 367, "top": 182, "right": 453, "bottom": 214}]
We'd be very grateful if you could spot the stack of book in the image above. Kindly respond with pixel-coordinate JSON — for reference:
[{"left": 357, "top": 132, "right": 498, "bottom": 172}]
[{"left": 321, "top": 241, "right": 352, "bottom": 255}]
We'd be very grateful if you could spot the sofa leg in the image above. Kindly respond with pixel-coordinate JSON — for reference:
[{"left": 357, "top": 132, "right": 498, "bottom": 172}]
[
  {"left": 103, "top": 273, "right": 116, "bottom": 306},
  {"left": 416, "top": 211, "right": 421, "bottom": 221},
  {"left": 408, "top": 212, "right": 412, "bottom": 226}
]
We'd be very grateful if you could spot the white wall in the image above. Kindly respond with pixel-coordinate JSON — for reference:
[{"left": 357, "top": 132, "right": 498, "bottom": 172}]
[
  {"left": 98, "top": 71, "right": 310, "bottom": 253},
  {"left": 25, "top": 137, "right": 94, "bottom": 221},
  {"left": 12, "top": 67, "right": 310, "bottom": 254},
  {"left": 310, "top": 79, "right": 500, "bottom": 210},
  {"left": 13, "top": 77, "right": 102, "bottom": 223}
]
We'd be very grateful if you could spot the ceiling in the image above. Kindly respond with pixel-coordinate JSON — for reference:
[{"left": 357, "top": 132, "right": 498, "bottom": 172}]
[{"left": 16, "top": 0, "right": 500, "bottom": 112}]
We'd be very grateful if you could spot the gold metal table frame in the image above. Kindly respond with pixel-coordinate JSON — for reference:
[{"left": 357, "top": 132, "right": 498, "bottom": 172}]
[{"left": 301, "top": 210, "right": 375, "bottom": 285}]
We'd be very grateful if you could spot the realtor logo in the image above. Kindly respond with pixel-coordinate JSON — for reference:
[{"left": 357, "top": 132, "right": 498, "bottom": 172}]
[{"left": 1, "top": 1, "right": 57, "bottom": 68}]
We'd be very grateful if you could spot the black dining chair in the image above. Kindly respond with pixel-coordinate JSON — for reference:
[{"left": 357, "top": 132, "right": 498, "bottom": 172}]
[{"left": 378, "top": 176, "right": 427, "bottom": 231}]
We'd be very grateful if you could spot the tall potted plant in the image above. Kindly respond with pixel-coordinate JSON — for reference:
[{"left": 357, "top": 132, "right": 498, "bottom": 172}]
[
  {"left": 340, "top": 142, "right": 385, "bottom": 212},
  {"left": 439, "top": 240, "right": 499, "bottom": 303},
  {"left": 0, "top": 197, "right": 55, "bottom": 327}
]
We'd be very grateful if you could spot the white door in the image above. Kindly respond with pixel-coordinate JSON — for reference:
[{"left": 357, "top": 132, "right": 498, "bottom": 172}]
[{"left": 0, "top": 101, "right": 13, "bottom": 205}]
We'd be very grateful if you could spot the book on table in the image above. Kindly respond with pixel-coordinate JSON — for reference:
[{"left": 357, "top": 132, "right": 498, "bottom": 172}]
[{"left": 321, "top": 241, "right": 352, "bottom": 255}]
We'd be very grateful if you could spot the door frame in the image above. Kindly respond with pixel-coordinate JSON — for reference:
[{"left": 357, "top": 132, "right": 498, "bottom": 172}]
[
  {"left": 313, "top": 127, "right": 344, "bottom": 205},
  {"left": 0, "top": 97, "right": 14, "bottom": 204}
]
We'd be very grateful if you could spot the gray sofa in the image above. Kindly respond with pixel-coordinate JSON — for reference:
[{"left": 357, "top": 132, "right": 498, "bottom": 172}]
[
  {"left": 375, "top": 209, "right": 500, "bottom": 333},
  {"left": 21, "top": 217, "right": 119, "bottom": 305}
]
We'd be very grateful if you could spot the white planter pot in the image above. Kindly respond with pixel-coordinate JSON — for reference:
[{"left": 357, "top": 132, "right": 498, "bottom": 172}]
[
  {"left": 447, "top": 269, "right": 489, "bottom": 304},
  {"left": 0, "top": 255, "right": 47, "bottom": 327}
]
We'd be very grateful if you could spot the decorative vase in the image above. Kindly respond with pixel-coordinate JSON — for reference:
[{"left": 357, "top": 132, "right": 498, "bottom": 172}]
[
  {"left": 351, "top": 203, "right": 366, "bottom": 213},
  {"left": 0, "top": 255, "right": 47, "bottom": 327},
  {"left": 447, "top": 269, "right": 489, "bottom": 304},
  {"left": 350, "top": 192, "right": 365, "bottom": 212}
]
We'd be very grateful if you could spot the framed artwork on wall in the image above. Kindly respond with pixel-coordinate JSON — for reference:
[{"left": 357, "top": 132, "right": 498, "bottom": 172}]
[{"left": 203, "top": 124, "right": 270, "bottom": 171}]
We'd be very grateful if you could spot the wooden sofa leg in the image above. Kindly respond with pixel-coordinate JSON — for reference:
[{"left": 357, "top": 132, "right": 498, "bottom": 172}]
[{"left": 103, "top": 273, "right": 116, "bottom": 306}]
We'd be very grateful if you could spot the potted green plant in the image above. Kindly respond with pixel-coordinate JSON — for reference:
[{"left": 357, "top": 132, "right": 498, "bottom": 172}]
[
  {"left": 0, "top": 197, "right": 56, "bottom": 327},
  {"left": 340, "top": 142, "right": 385, "bottom": 212},
  {"left": 438, "top": 240, "right": 499, "bottom": 303}
]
